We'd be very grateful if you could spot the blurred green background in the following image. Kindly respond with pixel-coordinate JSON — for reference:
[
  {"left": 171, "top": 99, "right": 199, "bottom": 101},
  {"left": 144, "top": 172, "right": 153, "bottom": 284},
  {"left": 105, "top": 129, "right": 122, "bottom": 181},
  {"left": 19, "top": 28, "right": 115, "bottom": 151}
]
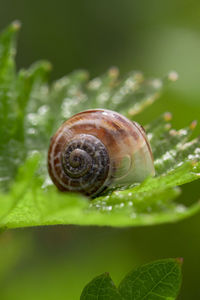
[{"left": 0, "top": 0, "right": 200, "bottom": 299}]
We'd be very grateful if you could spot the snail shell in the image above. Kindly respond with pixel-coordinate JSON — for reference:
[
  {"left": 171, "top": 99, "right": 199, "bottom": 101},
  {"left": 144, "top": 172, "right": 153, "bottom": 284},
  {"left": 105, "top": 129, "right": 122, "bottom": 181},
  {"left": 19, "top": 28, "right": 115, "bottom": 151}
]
[{"left": 48, "top": 109, "right": 155, "bottom": 197}]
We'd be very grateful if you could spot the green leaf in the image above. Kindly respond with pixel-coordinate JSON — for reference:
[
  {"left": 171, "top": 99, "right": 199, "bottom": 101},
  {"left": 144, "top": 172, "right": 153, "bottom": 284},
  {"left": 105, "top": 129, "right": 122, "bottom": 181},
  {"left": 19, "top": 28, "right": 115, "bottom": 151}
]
[
  {"left": 118, "top": 258, "right": 182, "bottom": 300},
  {"left": 80, "top": 273, "right": 122, "bottom": 300},
  {"left": 0, "top": 22, "right": 200, "bottom": 229},
  {"left": 0, "top": 154, "right": 88, "bottom": 228},
  {"left": 80, "top": 259, "right": 182, "bottom": 300}
]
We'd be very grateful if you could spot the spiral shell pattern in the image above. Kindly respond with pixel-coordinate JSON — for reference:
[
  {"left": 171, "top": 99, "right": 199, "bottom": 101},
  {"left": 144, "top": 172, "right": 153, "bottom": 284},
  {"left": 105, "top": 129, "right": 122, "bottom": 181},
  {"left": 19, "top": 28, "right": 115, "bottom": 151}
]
[
  {"left": 61, "top": 134, "right": 110, "bottom": 195},
  {"left": 48, "top": 109, "right": 155, "bottom": 197}
]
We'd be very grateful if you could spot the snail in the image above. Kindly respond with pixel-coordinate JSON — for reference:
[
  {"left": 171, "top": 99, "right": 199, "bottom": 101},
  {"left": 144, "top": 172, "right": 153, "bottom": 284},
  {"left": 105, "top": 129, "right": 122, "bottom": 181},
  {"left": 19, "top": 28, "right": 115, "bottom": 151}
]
[{"left": 48, "top": 109, "right": 155, "bottom": 197}]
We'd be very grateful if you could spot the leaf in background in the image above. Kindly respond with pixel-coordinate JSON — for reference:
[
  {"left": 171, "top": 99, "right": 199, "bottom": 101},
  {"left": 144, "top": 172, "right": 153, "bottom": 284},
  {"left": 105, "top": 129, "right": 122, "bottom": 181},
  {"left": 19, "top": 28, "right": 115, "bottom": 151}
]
[
  {"left": 80, "top": 258, "right": 182, "bottom": 300},
  {"left": 0, "top": 21, "right": 51, "bottom": 190},
  {"left": 0, "top": 21, "right": 19, "bottom": 189},
  {"left": 80, "top": 273, "right": 122, "bottom": 300},
  {"left": 118, "top": 258, "right": 182, "bottom": 300},
  {"left": 0, "top": 22, "right": 200, "bottom": 229}
]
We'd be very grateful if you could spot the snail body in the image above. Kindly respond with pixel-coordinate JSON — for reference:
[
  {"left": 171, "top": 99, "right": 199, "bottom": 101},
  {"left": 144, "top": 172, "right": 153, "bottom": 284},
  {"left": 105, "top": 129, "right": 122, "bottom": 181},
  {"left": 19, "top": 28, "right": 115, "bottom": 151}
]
[{"left": 48, "top": 109, "right": 155, "bottom": 197}]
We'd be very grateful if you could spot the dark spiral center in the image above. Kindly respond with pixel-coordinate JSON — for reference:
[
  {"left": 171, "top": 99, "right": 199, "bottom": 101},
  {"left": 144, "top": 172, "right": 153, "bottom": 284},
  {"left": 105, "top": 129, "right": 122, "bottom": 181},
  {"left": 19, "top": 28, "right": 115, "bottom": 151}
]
[
  {"left": 64, "top": 148, "right": 92, "bottom": 177},
  {"left": 61, "top": 134, "right": 110, "bottom": 196}
]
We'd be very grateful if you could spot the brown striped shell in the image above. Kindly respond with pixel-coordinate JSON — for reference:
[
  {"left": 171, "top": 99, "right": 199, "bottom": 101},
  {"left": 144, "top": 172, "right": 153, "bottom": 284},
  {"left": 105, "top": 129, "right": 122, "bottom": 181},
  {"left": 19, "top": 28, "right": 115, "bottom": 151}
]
[{"left": 48, "top": 109, "right": 155, "bottom": 197}]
